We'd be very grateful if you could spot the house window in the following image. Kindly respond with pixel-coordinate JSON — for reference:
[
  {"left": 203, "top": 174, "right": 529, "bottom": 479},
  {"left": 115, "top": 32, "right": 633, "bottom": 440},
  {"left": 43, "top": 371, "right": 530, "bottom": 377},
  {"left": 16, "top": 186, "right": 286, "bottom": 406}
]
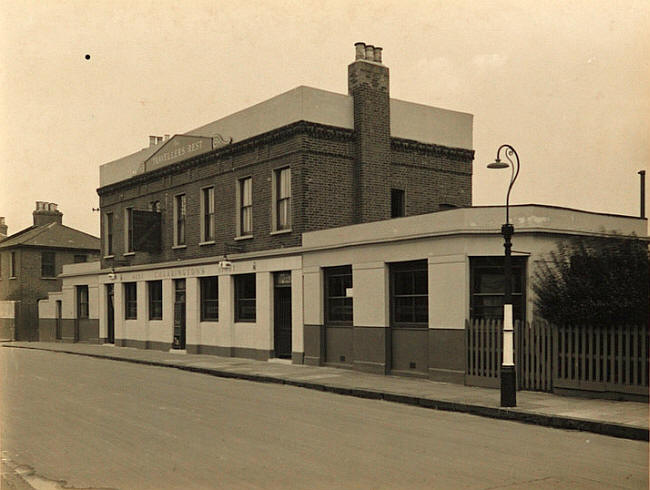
[
  {"left": 148, "top": 280, "right": 163, "bottom": 320},
  {"left": 238, "top": 177, "right": 252, "bottom": 236},
  {"left": 275, "top": 167, "right": 291, "bottom": 230},
  {"left": 74, "top": 255, "right": 87, "bottom": 263},
  {"left": 201, "top": 187, "right": 215, "bottom": 242},
  {"left": 41, "top": 251, "right": 56, "bottom": 277},
  {"left": 234, "top": 273, "right": 256, "bottom": 322},
  {"left": 200, "top": 276, "right": 219, "bottom": 321},
  {"left": 470, "top": 257, "right": 526, "bottom": 322},
  {"left": 391, "top": 188, "right": 405, "bottom": 218},
  {"left": 124, "top": 282, "right": 137, "bottom": 320},
  {"left": 105, "top": 212, "right": 114, "bottom": 255},
  {"left": 125, "top": 208, "right": 134, "bottom": 253},
  {"left": 174, "top": 194, "right": 186, "bottom": 246},
  {"left": 77, "top": 285, "right": 89, "bottom": 319},
  {"left": 390, "top": 260, "right": 428, "bottom": 327},
  {"left": 10, "top": 252, "right": 17, "bottom": 278},
  {"left": 324, "top": 266, "right": 353, "bottom": 324}
]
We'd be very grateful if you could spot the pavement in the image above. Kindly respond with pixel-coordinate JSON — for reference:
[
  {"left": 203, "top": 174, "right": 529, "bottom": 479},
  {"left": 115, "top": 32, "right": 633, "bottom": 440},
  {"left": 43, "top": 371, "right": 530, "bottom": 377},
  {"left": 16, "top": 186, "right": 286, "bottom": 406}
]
[{"left": 3, "top": 341, "right": 648, "bottom": 442}]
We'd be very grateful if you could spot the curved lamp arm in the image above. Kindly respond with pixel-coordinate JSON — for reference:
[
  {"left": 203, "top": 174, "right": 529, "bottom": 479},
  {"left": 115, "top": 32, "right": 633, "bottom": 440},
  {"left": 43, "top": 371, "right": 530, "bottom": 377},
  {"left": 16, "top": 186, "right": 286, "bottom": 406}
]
[{"left": 494, "top": 144, "right": 520, "bottom": 224}]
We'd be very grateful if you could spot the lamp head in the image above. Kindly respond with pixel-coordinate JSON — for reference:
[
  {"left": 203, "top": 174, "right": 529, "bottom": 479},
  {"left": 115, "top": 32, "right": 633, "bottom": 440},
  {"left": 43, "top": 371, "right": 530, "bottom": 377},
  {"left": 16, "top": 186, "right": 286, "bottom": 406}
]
[{"left": 487, "top": 158, "right": 509, "bottom": 169}]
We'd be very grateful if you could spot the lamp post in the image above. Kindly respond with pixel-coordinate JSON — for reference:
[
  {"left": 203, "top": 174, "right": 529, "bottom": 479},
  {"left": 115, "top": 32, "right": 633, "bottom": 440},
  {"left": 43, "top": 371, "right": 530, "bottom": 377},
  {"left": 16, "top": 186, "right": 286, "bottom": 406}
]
[{"left": 487, "top": 144, "right": 520, "bottom": 407}]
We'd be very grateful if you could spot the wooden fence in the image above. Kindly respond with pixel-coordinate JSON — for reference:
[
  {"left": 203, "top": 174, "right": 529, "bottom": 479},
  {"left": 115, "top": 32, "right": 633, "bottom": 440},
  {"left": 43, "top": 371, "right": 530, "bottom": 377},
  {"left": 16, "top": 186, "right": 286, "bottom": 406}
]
[{"left": 465, "top": 319, "right": 648, "bottom": 397}]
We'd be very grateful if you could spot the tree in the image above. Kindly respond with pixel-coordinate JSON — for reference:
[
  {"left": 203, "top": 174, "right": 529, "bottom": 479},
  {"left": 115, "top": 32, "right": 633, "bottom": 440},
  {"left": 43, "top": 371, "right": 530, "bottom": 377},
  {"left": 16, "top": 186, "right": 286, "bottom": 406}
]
[{"left": 533, "top": 234, "right": 649, "bottom": 326}]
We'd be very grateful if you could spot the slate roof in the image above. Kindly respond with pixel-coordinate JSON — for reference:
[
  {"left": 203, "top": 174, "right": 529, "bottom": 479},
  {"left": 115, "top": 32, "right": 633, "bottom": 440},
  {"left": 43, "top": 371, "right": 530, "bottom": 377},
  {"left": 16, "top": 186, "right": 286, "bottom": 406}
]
[{"left": 0, "top": 222, "right": 100, "bottom": 251}]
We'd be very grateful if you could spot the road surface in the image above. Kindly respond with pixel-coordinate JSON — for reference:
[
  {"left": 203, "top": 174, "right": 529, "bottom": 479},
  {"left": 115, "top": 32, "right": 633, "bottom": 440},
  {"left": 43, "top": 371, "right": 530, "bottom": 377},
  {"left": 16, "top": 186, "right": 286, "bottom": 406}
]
[{"left": 1, "top": 347, "right": 647, "bottom": 489}]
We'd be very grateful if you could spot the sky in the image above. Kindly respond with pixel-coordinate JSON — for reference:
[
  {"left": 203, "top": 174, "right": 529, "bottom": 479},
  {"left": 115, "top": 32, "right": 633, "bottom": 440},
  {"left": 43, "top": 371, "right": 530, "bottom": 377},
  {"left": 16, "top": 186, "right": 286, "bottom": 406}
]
[{"left": 1, "top": 0, "right": 648, "bottom": 237}]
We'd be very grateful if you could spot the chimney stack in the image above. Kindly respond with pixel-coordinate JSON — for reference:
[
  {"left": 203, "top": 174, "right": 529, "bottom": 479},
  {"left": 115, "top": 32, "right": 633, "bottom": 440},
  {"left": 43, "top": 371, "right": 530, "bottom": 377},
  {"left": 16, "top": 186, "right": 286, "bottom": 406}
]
[
  {"left": 0, "top": 217, "right": 7, "bottom": 239},
  {"left": 33, "top": 201, "right": 63, "bottom": 227}
]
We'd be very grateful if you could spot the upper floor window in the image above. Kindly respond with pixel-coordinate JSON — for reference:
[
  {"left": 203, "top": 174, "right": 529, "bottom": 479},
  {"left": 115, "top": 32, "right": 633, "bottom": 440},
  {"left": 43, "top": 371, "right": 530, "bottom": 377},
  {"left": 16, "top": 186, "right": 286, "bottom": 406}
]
[
  {"left": 124, "top": 282, "right": 137, "bottom": 320},
  {"left": 238, "top": 177, "right": 253, "bottom": 236},
  {"left": 325, "top": 266, "right": 353, "bottom": 325},
  {"left": 10, "top": 251, "right": 17, "bottom": 278},
  {"left": 105, "top": 212, "right": 114, "bottom": 256},
  {"left": 200, "top": 276, "right": 219, "bottom": 321},
  {"left": 148, "top": 280, "right": 163, "bottom": 320},
  {"left": 391, "top": 188, "right": 405, "bottom": 218},
  {"left": 124, "top": 208, "right": 134, "bottom": 253},
  {"left": 390, "top": 260, "right": 428, "bottom": 327},
  {"left": 234, "top": 273, "right": 256, "bottom": 322},
  {"left": 77, "top": 285, "right": 89, "bottom": 319},
  {"left": 201, "top": 187, "right": 215, "bottom": 242},
  {"left": 274, "top": 167, "right": 291, "bottom": 231},
  {"left": 174, "top": 194, "right": 186, "bottom": 246},
  {"left": 41, "top": 251, "right": 55, "bottom": 277}
]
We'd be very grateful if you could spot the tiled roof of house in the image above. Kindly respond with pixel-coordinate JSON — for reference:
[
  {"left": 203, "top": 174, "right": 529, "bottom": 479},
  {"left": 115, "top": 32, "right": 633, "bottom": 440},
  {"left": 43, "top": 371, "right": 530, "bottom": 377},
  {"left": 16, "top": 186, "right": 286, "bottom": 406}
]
[{"left": 0, "top": 222, "right": 100, "bottom": 251}]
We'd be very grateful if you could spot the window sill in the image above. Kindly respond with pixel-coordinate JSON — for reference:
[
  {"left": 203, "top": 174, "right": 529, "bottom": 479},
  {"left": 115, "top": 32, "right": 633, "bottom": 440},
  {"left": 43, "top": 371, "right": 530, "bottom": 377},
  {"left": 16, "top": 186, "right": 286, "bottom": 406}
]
[
  {"left": 199, "top": 241, "right": 215, "bottom": 246},
  {"left": 171, "top": 245, "right": 187, "bottom": 250},
  {"left": 41, "top": 277, "right": 58, "bottom": 281},
  {"left": 270, "top": 229, "right": 292, "bottom": 236},
  {"left": 104, "top": 255, "right": 115, "bottom": 260},
  {"left": 123, "top": 252, "right": 135, "bottom": 257},
  {"left": 234, "top": 235, "right": 253, "bottom": 241},
  {"left": 9, "top": 277, "right": 16, "bottom": 280}
]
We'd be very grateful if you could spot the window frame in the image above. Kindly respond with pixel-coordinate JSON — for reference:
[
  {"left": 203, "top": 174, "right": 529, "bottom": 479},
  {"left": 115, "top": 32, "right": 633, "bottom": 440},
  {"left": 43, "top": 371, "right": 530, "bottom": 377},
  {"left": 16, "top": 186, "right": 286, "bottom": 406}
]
[
  {"left": 9, "top": 251, "right": 16, "bottom": 278},
  {"left": 391, "top": 188, "right": 406, "bottom": 218},
  {"left": 124, "top": 282, "right": 137, "bottom": 320},
  {"left": 105, "top": 212, "right": 114, "bottom": 256},
  {"left": 389, "top": 260, "right": 429, "bottom": 328},
  {"left": 273, "top": 167, "right": 291, "bottom": 231},
  {"left": 234, "top": 273, "right": 256, "bottom": 322},
  {"left": 173, "top": 194, "right": 187, "bottom": 247},
  {"left": 324, "top": 265, "right": 353, "bottom": 325},
  {"left": 469, "top": 256, "right": 527, "bottom": 322},
  {"left": 41, "top": 251, "right": 56, "bottom": 278},
  {"left": 148, "top": 280, "right": 163, "bottom": 320},
  {"left": 200, "top": 186, "right": 215, "bottom": 243},
  {"left": 200, "top": 276, "right": 219, "bottom": 321},
  {"left": 237, "top": 177, "right": 253, "bottom": 237},
  {"left": 124, "top": 207, "right": 134, "bottom": 253},
  {"left": 77, "top": 285, "right": 89, "bottom": 319}
]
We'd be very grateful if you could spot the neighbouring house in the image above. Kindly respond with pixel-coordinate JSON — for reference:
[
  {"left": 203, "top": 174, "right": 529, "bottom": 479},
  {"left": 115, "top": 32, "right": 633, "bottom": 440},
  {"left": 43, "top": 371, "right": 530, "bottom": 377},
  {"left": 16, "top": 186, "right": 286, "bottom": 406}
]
[{"left": 0, "top": 202, "right": 100, "bottom": 341}]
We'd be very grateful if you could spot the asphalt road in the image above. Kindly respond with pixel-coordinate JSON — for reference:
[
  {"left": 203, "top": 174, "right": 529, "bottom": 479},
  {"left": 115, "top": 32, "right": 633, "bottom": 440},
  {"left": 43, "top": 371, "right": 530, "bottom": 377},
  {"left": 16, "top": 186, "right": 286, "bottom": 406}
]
[{"left": 1, "top": 348, "right": 647, "bottom": 490}]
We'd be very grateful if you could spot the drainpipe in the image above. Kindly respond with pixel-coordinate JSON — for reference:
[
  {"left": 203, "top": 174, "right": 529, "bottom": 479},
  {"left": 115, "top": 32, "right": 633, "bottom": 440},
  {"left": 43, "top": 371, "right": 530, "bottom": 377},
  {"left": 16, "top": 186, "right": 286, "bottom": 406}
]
[{"left": 639, "top": 170, "right": 646, "bottom": 219}]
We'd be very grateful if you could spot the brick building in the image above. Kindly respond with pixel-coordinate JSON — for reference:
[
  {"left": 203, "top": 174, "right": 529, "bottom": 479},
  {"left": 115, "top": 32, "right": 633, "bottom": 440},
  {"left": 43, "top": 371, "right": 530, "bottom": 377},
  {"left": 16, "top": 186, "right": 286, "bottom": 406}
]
[
  {"left": 86, "top": 43, "right": 473, "bottom": 358},
  {"left": 0, "top": 202, "right": 100, "bottom": 340}
]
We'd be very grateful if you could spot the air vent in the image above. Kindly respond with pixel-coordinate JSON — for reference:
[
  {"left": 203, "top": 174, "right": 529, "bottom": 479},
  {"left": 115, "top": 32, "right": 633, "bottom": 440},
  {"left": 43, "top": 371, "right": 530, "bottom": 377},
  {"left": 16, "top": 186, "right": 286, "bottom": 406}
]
[
  {"left": 340, "top": 355, "right": 346, "bottom": 362},
  {"left": 409, "top": 362, "right": 416, "bottom": 369}
]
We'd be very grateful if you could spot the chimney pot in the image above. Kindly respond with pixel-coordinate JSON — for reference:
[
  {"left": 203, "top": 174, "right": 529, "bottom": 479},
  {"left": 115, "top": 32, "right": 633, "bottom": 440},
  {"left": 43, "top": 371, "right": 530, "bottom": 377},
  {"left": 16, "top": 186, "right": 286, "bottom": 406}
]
[
  {"left": 365, "top": 44, "right": 375, "bottom": 62},
  {"left": 149, "top": 135, "right": 157, "bottom": 147},
  {"left": 355, "top": 42, "right": 366, "bottom": 60},
  {"left": 373, "top": 46, "right": 382, "bottom": 63},
  {"left": 164, "top": 134, "right": 170, "bottom": 141}
]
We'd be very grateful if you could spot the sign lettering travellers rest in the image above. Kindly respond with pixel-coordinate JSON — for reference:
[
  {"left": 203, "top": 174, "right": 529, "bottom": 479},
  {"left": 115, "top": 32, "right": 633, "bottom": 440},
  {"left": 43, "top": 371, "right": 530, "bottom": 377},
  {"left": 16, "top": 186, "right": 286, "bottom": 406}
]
[{"left": 144, "top": 134, "right": 230, "bottom": 173}]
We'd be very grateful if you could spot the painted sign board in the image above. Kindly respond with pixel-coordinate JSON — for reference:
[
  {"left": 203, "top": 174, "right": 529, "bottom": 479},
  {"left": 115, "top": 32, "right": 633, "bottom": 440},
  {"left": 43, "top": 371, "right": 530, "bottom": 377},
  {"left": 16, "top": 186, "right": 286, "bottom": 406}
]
[{"left": 145, "top": 135, "right": 213, "bottom": 172}]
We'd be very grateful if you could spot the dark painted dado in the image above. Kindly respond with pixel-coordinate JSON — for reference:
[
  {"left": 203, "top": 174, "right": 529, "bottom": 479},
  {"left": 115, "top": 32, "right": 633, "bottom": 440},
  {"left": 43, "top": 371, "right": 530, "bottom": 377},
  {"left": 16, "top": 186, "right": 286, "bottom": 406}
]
[
  {"left": 60, "top": 319, "right": 77, "bottom": 342},
  {"left": 291, "top": 351, "right": 304, "bottom": 365},
  {"left": 303, "top": 324, "right": 325, "bottom": 366},
  {"left": 391, "top": 328, "right": 428, "bottom": 377},
  {"left": 39, "top": 318, "right": 57, "bottom": 342},
  {"left": 0, "top": 318, "right": 15, "bottom": 341},
  {"left": 78, "top": 319, "right": 99, "bottom": 343},
  {"left": 325, "top": 325, "right": 353, "bottom": 366},
  {"left": 353, "top": 326, "right": 389, "bottom": 374},
  {"left": 428, "top": 328, "right": 465, "bottom": 383},
  {"left": 185, "top": 344, "right": 271, "bottom": 361}
]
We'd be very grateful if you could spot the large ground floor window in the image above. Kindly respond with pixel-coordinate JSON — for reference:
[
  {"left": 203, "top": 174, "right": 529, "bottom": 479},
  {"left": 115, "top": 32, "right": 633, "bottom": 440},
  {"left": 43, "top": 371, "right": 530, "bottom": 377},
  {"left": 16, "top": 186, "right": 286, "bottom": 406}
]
[
  {"left": 234, "top": 274, "right": 256, "bottom": 322},
  {"left": 390, "top": 260, "right": 428, "bottom": 327},
  {"left": 470, "top": 256, "right": 527, "bottom": 322}
]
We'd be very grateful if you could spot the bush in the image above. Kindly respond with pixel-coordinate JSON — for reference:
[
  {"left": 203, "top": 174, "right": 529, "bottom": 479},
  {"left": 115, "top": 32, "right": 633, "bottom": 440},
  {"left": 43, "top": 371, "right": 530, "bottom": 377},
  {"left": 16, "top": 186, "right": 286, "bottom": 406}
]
[{"left": 533, "top": 234, "right": 649, "bottom": 326}]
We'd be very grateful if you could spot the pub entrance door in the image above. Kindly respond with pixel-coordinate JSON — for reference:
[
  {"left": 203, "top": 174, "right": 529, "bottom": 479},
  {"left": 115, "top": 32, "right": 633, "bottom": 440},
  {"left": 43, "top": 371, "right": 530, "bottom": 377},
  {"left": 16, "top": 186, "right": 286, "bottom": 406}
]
[
  {"left": 273, "top": 272, "right": 292, "bottom": 359},
  {"left": 173, "top": 279, "right": 186, "bottom": 350},
  {"left": 106, "top": 284, "right": 114, "bottom": 343}
]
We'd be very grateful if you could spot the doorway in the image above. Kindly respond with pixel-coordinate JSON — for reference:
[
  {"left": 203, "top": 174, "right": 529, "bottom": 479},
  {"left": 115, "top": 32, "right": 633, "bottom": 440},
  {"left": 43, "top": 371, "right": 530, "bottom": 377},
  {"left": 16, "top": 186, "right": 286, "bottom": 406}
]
[
  {"left": 273, "top": 272, "right": 292, "bottom": 359},
  {"left": 106, "top": 284, "right": 114, "bottom": 343},
  {"left": 173, "top": 279, "right": 186, "bottom": 350},
  {"left": 55, "top": 300, "right": 62, "bottom": 340}
]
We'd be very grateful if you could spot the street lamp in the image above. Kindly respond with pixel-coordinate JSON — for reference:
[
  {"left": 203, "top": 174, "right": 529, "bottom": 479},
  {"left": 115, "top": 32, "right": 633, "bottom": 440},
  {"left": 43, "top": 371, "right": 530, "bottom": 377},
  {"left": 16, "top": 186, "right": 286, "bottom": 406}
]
[{"left": 487, "top": 144, "right": 520, "bottom": 407}]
